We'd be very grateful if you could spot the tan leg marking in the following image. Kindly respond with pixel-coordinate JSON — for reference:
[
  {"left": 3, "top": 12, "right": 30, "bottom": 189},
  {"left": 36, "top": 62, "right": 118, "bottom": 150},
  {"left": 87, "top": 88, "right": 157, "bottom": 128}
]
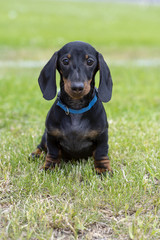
[
  {"left": 94, "top": 156, "right": 112, "bottom": 174},
  {"left": 41, "top": 151, "right": 61, "bottom": 170},
  {"left": 31, "top": 148, "right": 42, "bottom": 158}
]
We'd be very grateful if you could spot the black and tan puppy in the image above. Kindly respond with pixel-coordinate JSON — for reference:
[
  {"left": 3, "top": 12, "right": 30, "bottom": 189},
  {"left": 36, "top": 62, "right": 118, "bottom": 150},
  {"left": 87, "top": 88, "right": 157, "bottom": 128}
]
[{"left": 31, "top": 41, "right": 113, "bottom": 174}]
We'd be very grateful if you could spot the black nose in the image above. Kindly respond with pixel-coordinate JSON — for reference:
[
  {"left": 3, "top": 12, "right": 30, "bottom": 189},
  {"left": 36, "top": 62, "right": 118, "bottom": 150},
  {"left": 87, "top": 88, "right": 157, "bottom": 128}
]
[{"left": 71, "top": 82, "right": 84, "bottom": 93}]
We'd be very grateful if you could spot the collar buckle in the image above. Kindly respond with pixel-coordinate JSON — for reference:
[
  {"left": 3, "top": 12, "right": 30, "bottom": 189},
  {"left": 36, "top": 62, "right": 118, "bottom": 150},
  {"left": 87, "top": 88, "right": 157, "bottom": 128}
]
[{"left": 65, "top": 107, "right": 70, "bottom": 115}]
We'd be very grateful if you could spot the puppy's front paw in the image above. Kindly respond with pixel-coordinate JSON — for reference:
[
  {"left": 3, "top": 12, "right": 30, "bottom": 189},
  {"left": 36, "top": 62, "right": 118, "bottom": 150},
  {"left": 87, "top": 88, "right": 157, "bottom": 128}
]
[
  {"left": 29, "top": 148, "right": 42, "bottom": 160},
  {"left": 95, "top": 167, "right": 113, "bottom": 177},
  {"left": 94, "top": 156, "right": 113, "bottom": 176},
  {"left": 41, "top": 154, "right": 60, "bottom": 171}
]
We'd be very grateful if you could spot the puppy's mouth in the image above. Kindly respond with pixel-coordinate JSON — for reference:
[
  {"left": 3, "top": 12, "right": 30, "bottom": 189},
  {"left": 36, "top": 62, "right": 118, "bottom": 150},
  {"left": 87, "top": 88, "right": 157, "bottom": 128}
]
[{"left": 69, "top": 91, "right": 84, "bottom": 99}]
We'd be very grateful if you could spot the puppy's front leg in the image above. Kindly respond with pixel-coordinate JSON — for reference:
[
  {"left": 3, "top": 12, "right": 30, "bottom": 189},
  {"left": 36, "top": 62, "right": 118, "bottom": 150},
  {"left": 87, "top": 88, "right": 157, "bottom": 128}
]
[
  {"left": 93, "top": 131, "right": 112, "bottom": 174},
  {"left": 42, "top": 133, "right": 61, "bottom": 170}
]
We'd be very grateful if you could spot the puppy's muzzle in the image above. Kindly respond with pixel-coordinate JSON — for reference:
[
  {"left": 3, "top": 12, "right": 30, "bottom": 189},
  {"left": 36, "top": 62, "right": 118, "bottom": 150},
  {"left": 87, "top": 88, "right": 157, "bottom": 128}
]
[{"left": 71, "top": 82, "right": 84, "bottom": 94}]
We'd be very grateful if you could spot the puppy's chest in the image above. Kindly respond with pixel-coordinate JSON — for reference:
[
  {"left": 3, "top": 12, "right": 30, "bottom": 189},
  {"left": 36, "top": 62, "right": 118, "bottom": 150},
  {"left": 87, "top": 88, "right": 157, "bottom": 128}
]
[
  {"left": 66, "top": 115, "right": 97, "bottom": 138},
  {"left": 50, "top": 115, "right": 98, "bottom": 151},
  {"left": 63, "top": 115, "right": 98, "bottom": 138}
]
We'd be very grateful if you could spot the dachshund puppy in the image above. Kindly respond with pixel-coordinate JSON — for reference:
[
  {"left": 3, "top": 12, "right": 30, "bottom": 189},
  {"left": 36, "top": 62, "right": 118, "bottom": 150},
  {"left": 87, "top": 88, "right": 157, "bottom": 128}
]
[{"left": 31, "top": 41, "right": 113, "bottom": 174}]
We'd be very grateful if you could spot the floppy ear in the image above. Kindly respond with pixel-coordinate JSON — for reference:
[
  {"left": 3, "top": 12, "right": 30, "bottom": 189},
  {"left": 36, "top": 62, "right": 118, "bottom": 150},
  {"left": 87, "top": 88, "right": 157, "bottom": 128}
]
[
  {"left": 98, "top": 53, "right": 113, "bottom": 102},
  {"left": 38, "top": 51, "right": 58, "bottom": 100}
]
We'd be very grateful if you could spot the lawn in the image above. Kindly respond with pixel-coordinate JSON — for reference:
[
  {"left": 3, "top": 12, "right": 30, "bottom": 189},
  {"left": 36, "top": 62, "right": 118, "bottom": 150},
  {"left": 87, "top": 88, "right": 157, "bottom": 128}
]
[{"left": 0, "top": 0, "right": 160, "bottom": 239}]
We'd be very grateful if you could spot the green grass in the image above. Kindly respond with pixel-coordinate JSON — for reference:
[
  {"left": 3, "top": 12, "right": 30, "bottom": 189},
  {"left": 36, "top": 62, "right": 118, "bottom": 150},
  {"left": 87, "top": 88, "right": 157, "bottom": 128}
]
[{"left": 0, "top": 0, "right": 160, "bottom": 239}]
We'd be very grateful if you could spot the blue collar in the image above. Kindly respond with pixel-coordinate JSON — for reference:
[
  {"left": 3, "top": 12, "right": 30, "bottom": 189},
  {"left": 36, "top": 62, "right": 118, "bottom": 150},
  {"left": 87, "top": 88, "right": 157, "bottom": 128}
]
[{"left": 57, "top": 94, "right": 97, "bottom": 115}]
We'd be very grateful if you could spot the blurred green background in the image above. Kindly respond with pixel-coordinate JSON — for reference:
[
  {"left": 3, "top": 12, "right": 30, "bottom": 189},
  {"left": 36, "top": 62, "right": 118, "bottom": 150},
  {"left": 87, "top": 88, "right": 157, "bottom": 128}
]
[{"left": 1, "top": 0, "right": 160, "bottom": 59}]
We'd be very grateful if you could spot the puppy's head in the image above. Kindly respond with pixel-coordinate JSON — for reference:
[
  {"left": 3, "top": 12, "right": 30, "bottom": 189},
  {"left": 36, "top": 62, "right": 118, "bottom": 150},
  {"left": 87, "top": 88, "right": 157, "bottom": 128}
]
[{"left": 38, "top": 41, "right": 113, "bottom": 102}]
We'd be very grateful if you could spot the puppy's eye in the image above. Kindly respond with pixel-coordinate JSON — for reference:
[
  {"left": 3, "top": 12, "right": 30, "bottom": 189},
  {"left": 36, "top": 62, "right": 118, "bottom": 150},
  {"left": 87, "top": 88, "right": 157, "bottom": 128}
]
[
  {"left": 87, "top": 58, "right": 94, "bottom": 66},
  {"left": 62, "top": 58, "right": 69, "bottom": 65}
]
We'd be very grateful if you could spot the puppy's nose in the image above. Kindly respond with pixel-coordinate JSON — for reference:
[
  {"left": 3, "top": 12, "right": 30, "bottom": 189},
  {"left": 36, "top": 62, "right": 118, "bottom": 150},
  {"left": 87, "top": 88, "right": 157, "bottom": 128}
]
[{"left": 71, "top": 82, "right": 84, "bottom": 93}]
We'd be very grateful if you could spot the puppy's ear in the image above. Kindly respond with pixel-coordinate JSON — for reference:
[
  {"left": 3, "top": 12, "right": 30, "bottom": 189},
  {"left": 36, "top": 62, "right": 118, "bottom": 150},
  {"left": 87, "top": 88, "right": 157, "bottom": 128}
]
[
  {"left": 38, "top": 51, "right": 58, "bottom": 100},
  {"left": 98, "top": 53, "right": 113, "bottom": 102}
]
